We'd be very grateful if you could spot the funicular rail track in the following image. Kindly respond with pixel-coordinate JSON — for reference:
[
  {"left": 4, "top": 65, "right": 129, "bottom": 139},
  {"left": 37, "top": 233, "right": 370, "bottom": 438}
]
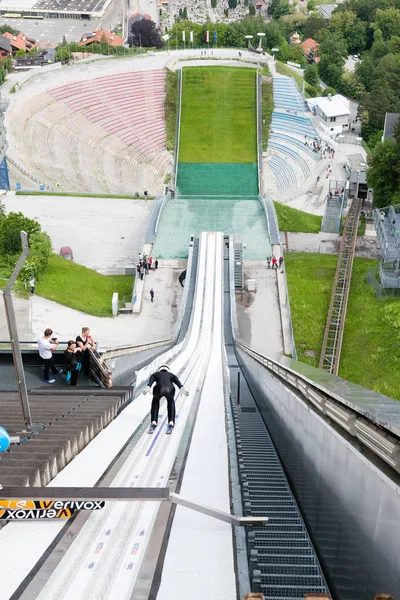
[{"left": 319, "top": 197, "right": 362, "bottom": 374}]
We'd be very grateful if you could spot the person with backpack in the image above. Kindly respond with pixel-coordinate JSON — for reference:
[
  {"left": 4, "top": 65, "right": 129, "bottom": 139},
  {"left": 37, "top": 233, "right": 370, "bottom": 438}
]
[{"left": 143, "top": 364, "right": 189, "bottom": 433}]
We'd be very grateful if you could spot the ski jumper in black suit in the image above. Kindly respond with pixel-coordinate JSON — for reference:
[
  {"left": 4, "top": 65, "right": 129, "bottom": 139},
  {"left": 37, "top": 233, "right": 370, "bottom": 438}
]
[{"left": 148, "top": 370, "right": 184, "bottom": 424}]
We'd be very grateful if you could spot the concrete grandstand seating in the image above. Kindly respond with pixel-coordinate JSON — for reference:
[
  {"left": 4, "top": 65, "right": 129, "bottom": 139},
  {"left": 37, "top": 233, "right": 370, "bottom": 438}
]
[
  {"left": 266, "top": 76, "right": 320, "bottom": 199},
  {"left": 6, "top": 69, "right": 171, "bottom": 194}
]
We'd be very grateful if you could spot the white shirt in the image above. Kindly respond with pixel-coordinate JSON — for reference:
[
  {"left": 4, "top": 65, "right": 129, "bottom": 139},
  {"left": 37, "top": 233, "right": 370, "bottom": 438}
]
[{"left": 37, "top": 337, "right": 53, "bottom": 359}]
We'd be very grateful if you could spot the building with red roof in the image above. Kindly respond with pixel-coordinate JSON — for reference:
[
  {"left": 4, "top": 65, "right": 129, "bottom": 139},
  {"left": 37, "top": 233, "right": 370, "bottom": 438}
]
[
  {"left": 78, "top": 29, "right": 123, "bottom": 47},
  {"left": 300, "top": 38, "right": 320, "bottom": 63},
  {"left": 3, "top": 32, "right": 37, "bottom": 54}
]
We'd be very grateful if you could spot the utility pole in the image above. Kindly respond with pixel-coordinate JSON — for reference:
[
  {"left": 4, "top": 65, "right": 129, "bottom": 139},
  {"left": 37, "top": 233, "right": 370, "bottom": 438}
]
[{"left": 2, "top": 231, "right": 42, "bottom": 433}]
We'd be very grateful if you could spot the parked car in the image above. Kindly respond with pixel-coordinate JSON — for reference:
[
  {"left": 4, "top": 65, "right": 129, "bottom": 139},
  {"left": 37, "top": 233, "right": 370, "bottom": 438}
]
[{"left": 60, "top": 246, "right": 73, "bottom": 261}]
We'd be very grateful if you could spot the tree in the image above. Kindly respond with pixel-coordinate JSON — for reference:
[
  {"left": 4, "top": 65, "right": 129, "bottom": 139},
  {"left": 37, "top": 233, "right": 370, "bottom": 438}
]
[
  {"left": 366, "top": 138, "right": 400, "bottom": 208},
  {"left": 374, "top": 8, "right": 400, "bottom": 41},
  {"left": 211, "top": 0, "right": 217, "bottom": 7},
  {"left": 0, "top": 212, "right": 41, "bottom": 256},
  {"left": 270, "top": 0, "right": 290, "bottom": 19},
  {"left": 0, "top": 24, "right": 19, "bottom": 35},
  {"left": 347, "top": 20, "right": 367, "bottom": 53},
  {"left": 340, "top": 71, "right": 365, "bottom": 98},
  {"left": 229, "top": 0, "right": 238, "bottom": 8},
  {"left": 249, "top": 3, "right": 256, "bottom": 15},
  {"left": 317, "top": 31, "right": 348, "bottom": 87},
  {"left": 129, "top": 19, "right": 163, "bottom": 48},
  {"left": 307, "top": 0, "right": 317, "bottom": 11},
  {"left": 304, "top": 63, "right": 319, "bottom": 86},
  {"left": 29, "top": 231, "right": 52, "bottom": 275},
  {"left": 183, "top": 7, "right": 188, "bottom": 18},
  {"left": 302, "top": 14, "right": 327, "bottom": 41}
]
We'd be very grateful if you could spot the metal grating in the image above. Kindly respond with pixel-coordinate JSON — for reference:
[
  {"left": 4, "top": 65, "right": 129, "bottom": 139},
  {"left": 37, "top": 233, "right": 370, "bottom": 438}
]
[
  {"left": 319, "top": 197, "right": 362, "bottom": 374},
  {"left": 224, "top": 242, "right": 330, "bottom": 599}
]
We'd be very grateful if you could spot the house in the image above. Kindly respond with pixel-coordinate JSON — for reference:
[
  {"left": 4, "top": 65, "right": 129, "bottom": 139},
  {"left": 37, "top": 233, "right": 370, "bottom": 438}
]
[
  {"left": 0, "top": 35, "right": 11, "bottom": 58},
  {"left": 382, "top": 112, "right": 400, "bottom": 141},
  {"left": 78, "top": 28, "right": 123, "bottom": 47},
  {"left": 2, "top": 32, "right": 37, "bottom": 54},
  {"left": 307, "top": 94, "right": 351, "bottom": 136},
  {"left": 300, "top": 38, "right": 320, "bottom": 63}
]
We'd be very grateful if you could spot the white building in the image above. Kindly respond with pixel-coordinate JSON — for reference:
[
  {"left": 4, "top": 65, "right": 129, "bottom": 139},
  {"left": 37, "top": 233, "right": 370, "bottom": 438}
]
[{"left": 307, "top": 94, "right": 351, "bottom": 137}]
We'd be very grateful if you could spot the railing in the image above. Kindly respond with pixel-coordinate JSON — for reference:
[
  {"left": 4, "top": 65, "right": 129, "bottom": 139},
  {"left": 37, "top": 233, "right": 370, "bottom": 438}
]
[
  {"left": 319, "top": 197, "right": 362, "bottom": 374},
  {"left": 6, "top": 155, "right": 53, "bottom": 190}
]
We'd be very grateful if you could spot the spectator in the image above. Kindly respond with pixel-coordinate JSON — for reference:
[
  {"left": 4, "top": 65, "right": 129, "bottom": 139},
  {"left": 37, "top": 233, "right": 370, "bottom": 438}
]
[
  {"left": 279, "top": 256, "right": 284, "bottom": 270},
  {"left": 135, "top": 191, "right": 139, "bottom": 199},
  {"left": 155, "top": 259, "right": 159, "bottom": 270},
  {"left": 150, "top": 288, "right": 154, "bottom": 303},
  {"left": 76, "top": 327, "right": 95, "bottom": 378},
  {"left": 148, "top": 256, "right": 153, "bottom": 269},
  {"left": 267, "top": 254, "right": 271, "bottom": 269},
  {"left": 380, "top": 211, "right": 385, "bottom": 223},
  {"left": 37, "top": 328, "right": 61, "bottom": 384},
  {"left": 29, "top": 276, "right": 35, "bottom": 295},
  {"left": 144, "top": 190, "right": 148, "bottom": 200},
  {"left": 64, "top": 340, "right": 82, "bottom": 386},
  {"left": 272, "top": 256, "right": 277, "bottom": 269}
]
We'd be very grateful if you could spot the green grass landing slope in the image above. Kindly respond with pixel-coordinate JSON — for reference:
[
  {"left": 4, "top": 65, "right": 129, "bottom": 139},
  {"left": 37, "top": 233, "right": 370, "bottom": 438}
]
[{"left": 179, "top": 67, "right": 257, "bottom": 164}]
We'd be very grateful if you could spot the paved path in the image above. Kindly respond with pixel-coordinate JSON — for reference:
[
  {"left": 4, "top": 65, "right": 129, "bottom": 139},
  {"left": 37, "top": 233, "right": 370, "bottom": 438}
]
[
  {"left": 281, "top": 231, "right": 380, "bottom": 259},
  {"left": 3, "top": 194, "right": 152, "bottom": 275}
]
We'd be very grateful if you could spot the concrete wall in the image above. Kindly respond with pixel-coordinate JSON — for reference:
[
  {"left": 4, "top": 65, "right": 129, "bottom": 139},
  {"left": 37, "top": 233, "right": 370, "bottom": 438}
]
[{"left": 237, "top": 348, "right": 400, "bottom": 600}]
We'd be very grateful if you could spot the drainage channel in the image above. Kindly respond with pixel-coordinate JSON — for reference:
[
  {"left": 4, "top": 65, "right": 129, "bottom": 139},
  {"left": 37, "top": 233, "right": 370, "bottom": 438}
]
[{"left": 223, "top": 238, "right": 330, "bottom": 600}]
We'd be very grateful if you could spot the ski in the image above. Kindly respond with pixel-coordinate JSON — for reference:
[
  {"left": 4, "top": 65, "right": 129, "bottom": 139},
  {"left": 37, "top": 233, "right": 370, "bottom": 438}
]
[
  {"left": 166, "top": 426, "right": 174, "bottom": 435},
  {"left": 149, "top": 425, "right": 157, "bottom": 434}
]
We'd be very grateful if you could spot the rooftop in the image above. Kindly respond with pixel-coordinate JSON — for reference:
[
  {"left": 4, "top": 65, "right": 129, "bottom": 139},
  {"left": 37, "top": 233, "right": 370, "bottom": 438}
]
[
  {"left": 79, "top": 28, "right": 123, "bottom": 47},
  {"left": 309, "top": 94, "right": 350, "bottom": 118},
  {"left": 318, "top": 3, "right": 337, "bottom": 18}
]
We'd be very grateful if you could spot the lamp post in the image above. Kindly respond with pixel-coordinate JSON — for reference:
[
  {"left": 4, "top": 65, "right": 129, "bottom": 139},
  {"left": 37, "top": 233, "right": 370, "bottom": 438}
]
[
  {"left": 257, "top": 32, "right": 265, "bottom": 53},
  {"left": 271, "top": 47, "right": 279, "bottom": 61},
  {"left": 244, "top": 34, "right": 253, "bottom": 50}
]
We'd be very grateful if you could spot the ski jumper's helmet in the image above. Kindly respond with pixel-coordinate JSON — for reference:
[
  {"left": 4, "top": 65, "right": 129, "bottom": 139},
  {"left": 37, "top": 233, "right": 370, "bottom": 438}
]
[{"left": 159, "top": 364, "right": 170, "bottom": 372}]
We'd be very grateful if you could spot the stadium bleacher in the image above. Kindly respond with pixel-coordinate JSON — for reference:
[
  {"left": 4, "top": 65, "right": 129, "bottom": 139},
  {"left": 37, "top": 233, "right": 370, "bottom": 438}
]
[
  {"left": 7, "top": 69, "right": 171, "bottom": 194},
  {"left": 267, "top": 76, "right": 321, "bottom": 200}
]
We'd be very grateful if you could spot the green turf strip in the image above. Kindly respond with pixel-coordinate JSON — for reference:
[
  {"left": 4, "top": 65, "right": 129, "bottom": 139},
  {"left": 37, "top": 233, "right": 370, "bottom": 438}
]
[
  {"left": 179, "top": 67, "right": 257, "bottom": 164},
  {"left": 177, "top": 163, "right": 258, "bottom": 197}
]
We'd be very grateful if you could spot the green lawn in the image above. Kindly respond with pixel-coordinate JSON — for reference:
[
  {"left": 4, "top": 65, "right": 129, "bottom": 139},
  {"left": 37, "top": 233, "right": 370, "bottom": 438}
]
[
  {"left": 285, "top": 252, "right": 336, "bottom": 366},
  {"left": 35, "top": 255, "right": 133, "bottom": 317},
  {"left": 179, "top": 67, "right": 257, "bottom": 163},
  {"left": 274, "top": 201, "right": 322, "bottom": 233},
  {"left": 275, "top": 61, "right": 304, "bottom": 91},
  {"left": 340, "top": 258, "right": 400, "bottom": 400},
  {"left": 286, "top": 253, "right": 400, "bottom": 400}
]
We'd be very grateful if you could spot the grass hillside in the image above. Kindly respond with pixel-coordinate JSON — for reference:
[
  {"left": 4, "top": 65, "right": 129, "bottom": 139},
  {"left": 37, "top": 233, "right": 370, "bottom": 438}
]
[
  {"left": 179, "top": 67, "right": 257, "bottom": 164},
  {"left": 36, "top": 255, "right": 133, "bottom": 317},
  {"left": 285, "top": 253, "right": 400, "bottom": 400},
  {"left": 274, "top": 202, "right": 322, "bottom": 233}
]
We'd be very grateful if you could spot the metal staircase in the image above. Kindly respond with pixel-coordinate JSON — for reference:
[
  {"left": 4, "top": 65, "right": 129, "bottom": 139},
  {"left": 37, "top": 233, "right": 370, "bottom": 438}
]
[
  {"left": 234, "top": 236, "right": 244, "bottom": 289},
  {"left": 319, "top": 198, "right": 362, "bottom": 374}
]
